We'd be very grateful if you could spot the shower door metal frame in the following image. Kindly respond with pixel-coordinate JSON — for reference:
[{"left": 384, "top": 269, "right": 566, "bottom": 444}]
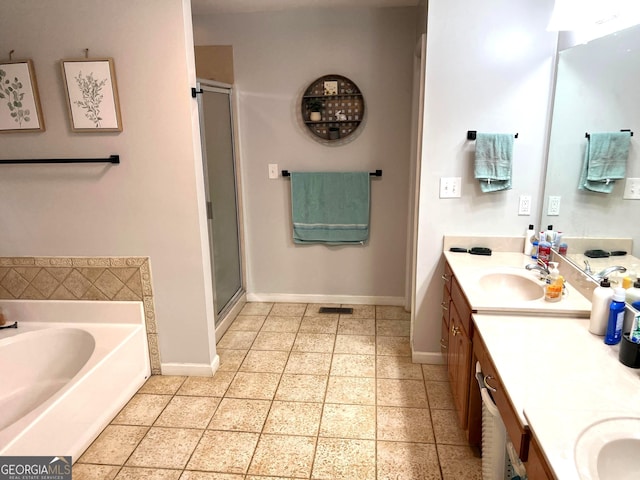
[{"left": 196, "top": 79, "right": 245, "bottom": 326}]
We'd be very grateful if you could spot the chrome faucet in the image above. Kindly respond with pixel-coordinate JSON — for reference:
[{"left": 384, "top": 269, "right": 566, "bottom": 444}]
[
  {"left": 526, "top": 263, "right": 550, "bottom": 276},
  {"left": 593, "top": 265, "right": 627, "bottom": 281}
]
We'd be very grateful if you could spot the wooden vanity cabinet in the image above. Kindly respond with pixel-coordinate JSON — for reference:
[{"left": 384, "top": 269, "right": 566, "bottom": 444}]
[{"left": 473, "top": 331, "right": 530, "bottom": 461}]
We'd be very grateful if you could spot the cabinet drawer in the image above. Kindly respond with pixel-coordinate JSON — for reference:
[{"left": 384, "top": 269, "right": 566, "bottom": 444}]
[
  {"left": 441, "top": 287, "right": 451, "bottom": 328},
  {"left": 451, "top": 276, "right": 472, "bottom": 337},
  {"left": 442, "top": 261, "right": 453, "bottom": 292},
  {"left": 474, "top": 333, "right": 529, "bottom": 461},
  {"left": 440, "top": 316, "right": 449, "bottom": 357}
]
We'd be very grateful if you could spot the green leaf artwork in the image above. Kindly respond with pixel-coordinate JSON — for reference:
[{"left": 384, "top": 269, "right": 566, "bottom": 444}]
[
  {"left": 73, "top": 71, "right": 108, "bottom": 128},
  {"left": 0, "top": 68, "right": 31, "bottom": 127}
]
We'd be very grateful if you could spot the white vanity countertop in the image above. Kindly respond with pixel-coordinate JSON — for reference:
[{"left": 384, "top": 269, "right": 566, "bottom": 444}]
[
  {"left": 474, "top": 314, "right": 640, "bottom": 479},
  {"left": 444, "top": 251, "right": 592, "bottom": 316}
]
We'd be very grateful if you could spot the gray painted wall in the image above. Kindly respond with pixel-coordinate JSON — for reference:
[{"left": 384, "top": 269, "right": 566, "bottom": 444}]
[{"left": 193, "top": 8, "right": 416, "bottom": 302}]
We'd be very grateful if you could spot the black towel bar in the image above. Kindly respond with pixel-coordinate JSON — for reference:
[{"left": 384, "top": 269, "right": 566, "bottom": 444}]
[
  {"left": 467, "top": 131, "right": 518, "bottom": 140},
  {"left": 0, "top": 155, "right": 120, "bottom": 165},
  {"left": 586, "top": 130, "right": 634, "bottom": 139},
  {"left": 281, "top": 170, "right": 382, "bottom": 177}
]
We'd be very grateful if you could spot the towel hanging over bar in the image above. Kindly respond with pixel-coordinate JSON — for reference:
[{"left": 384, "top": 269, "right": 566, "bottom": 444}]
[
  {"left": 282, "top": 169, "right": 381, "bottom": 177},
  {"left": 467, "top": 131, "right": 518, "bottom": 141},
  {"left": 586, "top": 130, "right": 633, "bottom": 139}
]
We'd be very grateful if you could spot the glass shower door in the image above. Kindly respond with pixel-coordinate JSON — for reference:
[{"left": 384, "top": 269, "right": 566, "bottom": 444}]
[{"left": 198, "top": 82, "right": 243, "bottom": 322}]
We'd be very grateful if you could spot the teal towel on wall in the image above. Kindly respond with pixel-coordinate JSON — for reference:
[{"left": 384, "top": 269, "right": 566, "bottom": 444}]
[
  {"left": 290, "top": 172, "right": 370, "bottom": 245},
  {"left": 579, "top": 132, "right": 631, "bottom": 193},
  {"left": 473, "top": 133, "right": 514, "bottom": 193}
]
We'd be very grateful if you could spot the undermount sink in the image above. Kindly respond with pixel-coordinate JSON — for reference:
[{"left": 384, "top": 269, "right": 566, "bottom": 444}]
[
  {"left": 574, "top": 417, "right": 640, "bottom": 479},
  {"left": 477, "top": 270, "right": 544, "bottom": 301}
]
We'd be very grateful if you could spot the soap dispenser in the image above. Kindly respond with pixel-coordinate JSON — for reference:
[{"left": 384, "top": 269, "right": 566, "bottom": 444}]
[
  {"left": 589, "top": 278, "right": 613, "bottom": 335},
  {"left": 544, "top": 262, "right": 563, "bottom": 302}
]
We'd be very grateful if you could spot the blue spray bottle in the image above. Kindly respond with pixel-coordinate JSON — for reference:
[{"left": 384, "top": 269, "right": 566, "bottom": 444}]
[{"left": 604, "top": 288, "right": 626, "bottom": 345}]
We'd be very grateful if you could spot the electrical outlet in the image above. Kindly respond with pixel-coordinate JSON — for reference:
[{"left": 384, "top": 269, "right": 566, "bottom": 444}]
[
  {"left": 623, "top": 178, "right": 640, "bottom": 199},
  {"left": 548, "top": 195, "right": 561, "bottom": 216},
  {"left": 268, "top": 164, "right": 278, "bottom": 179},
  {"left": 518, "top": 195, "right": 531, "bottom": 216},
  {"left": 440, "top": 177, "right": 462, "bottom": 198}
]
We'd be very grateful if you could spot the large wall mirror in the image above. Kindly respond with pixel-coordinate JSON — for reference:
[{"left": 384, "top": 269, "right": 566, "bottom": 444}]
[{"left": 541, "top": 24, "right": 640, "bottom": 286}]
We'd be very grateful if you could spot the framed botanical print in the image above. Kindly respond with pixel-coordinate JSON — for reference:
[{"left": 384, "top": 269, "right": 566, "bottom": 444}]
[
  {"left": 0, "top": 59, "right": 45, "bottom": 133},
  {"left": 61, "top": 57, "right": 122, "bottom": 132}
]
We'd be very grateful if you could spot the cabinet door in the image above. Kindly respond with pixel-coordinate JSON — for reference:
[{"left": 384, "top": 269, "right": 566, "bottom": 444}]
[
  {"left": 448, "top": 301, "right": 471, "bottom": 429},
  {"left": 526, "top": 436, "right": 554, "bottom": 480},
  {"left": 441, "top": 287, "right": 451, "bottom": 359}
]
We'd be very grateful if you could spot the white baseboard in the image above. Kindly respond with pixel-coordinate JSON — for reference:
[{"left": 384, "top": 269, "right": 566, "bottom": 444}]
[
  {"left": 246, "top": 293, "right": 405, "bottom": 306},
  {"left": 161, "top": 354, "right": 219, "bottom": 377},
  {"left": 412, "top": 350, "right": 445, "bottom": 365}
]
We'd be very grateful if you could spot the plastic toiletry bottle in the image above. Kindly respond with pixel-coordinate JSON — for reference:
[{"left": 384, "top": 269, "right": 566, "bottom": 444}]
[
  {"left": 531, "top": 241, "right": 539, "bottom": 260},
  {"left": 626, "top": 279, "right": 640, "bottom": 304},
  {"left": 523, "top": 224, "right": 535, "bottom": 255},
  {"left": 537, "top": 236, "right": 551, "bottom": 266},
  {"left": 589, "top": 278, "right": 613, "bottom": 335},
  {"left": 544, "top": 263, "right": 563, "bottom": 302},
  {"left": 630, "top": 313, "right": 640, "bottom": 344},
  {"left": 604, "top": 288, "right": 626, "bottom": 345},
  {"left": 622, "top": 264, "right": 638, "bottom": 289},
  {"left": 545, "top": 225, "right": 555, "bottom": 245}
]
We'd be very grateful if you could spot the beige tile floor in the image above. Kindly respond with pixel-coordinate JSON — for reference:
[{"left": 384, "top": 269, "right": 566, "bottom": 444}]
[{"left": 75, "top": 303, "right": 482, "bottom": 479}]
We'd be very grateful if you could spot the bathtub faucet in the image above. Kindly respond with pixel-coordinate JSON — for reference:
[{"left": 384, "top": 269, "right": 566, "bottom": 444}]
[{"left": 0, "top": 321, "right": 18, "bottom": 329}]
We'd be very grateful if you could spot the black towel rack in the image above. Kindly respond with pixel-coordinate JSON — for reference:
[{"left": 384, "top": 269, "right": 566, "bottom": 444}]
[
  {"left": 0, "top": 155, "right": 120, "bottom": 165},
  {"left": 467, "top": 131, "right": 518, "bottom": 140},
  {"left": 281, "top": 169, "right": 382, "bottom": 177},
  {"left": 585, "top": 130, "right": 634, "bottom": 139}
]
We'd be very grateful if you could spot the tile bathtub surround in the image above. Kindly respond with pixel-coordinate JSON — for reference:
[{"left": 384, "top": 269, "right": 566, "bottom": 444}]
[
  {"left": 0, "top": 256, "right": 161, "bottom": 374},
  {"left": 76, "top": 302, "right": 482, "bottom": 480}
]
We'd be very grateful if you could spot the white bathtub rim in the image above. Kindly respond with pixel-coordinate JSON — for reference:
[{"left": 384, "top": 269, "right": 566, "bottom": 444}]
[{"left": 0, "top": 322, "right": 144, "bottom": 451}]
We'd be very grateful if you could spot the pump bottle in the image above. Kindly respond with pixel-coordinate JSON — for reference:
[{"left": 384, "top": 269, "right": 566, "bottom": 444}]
[{"left": 589, "top": 278, "right": 613, "bottom": 335}]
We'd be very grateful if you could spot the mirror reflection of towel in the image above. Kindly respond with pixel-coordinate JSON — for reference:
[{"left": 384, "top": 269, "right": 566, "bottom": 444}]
[
  {"left": 579, "top": 132, "right": 630, "bottom": 193},
  {"left": 473, "top": 133, "right": 514, "bottom": 193}
]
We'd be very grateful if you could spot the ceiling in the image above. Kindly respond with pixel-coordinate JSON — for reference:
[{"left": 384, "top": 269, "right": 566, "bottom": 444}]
[{"left": 191, "top": 0, "right": 420, "bottom": 15}]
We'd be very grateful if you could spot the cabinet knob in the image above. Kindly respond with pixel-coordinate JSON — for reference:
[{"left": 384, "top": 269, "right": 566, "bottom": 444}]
[
  {"left": 440, "top": 301, "right": 449, "bottom": 311},
  {"left": 451, "top": 325, "right": 459, "bottom": 336},
  {"left": 483, "top": 375, "right": 497, "bottom": 392},
  {"left": 441, "top": 274, "right": 450, "bottom": 282}
]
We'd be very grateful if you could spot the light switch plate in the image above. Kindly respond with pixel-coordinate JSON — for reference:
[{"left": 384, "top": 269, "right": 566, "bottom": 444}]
[
  {"left": 440, "top": 177, "right": 461, "bottom": 198},
  {"left": 623, "top": 178, "right": 640, "bottom": 199},
  {"left": 268, "top": 164, "right": 278, "bottom": 179}
]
